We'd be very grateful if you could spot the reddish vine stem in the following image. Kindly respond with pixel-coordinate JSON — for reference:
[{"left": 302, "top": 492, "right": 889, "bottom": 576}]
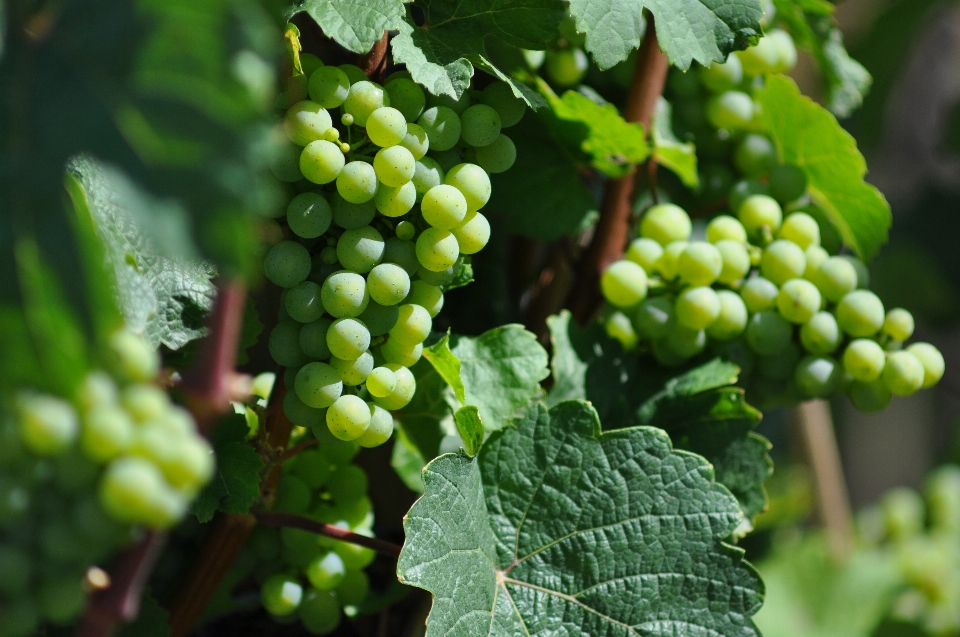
[
  {"left": 359, "top": 31, "right": 390, "bottom": 83},
  {"left": 254, "top": 511, "right": 404, "bottom": 558}
]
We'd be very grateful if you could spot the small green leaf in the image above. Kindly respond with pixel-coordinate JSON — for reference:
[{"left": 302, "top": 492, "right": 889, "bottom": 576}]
[
  {"left": 453, "top": 405, "right": 484, "bottom": 456},
  {"left": 192, "top": 415, "right": 265, "bottom": 523},
  {"left": 288, "top": 0, "right": 404, "bottom": 54},
  {"left": 391, "top": 424, "right": 428, "bottom": 493},
  {"left": 422, "top": 332, "right": 466, "bottom": 404},
  {"left": 442, "top": 258, "right": 474, "bottom": 292},
  {"left": 652, "top": 97, "right": 699, "bottom": 187},
  {"left": 756, "top": 76, "right": 891, "bottom": 262},
  {"left": 399, "top": 400, "right": 764, "bottom": 636}
]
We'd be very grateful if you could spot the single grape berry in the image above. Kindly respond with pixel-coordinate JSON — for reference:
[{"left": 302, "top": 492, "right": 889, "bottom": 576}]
[
  {"left": 795, "top": 356, "right": 841, "bottom": 399},
  {"left": 632, "top": 296, "right": 676, "bottom": 341},
  {"left": 842, "top": 339, "right": 886, "bottom": 382},
  {"left": 675, "top": 286, "right": 721, "bottom": 331},
  {"left": 745, "top": 310, "right": 792, "bottom": 356},
  {"left": 883, "top": 308, "right": 915, "bottom": 342},
  {"left": 882, "top": 351, "right": 925, "bottom": 396},
  {"left": 706, "top": 215, "right": 747, "bottom": 244},
  {"left": 778, "top": 212, "right": 820, "bottom": 250},
  {"left": 769, "top": 164, "right": 807, "bottom": 202},
  {"left": 706, "top": 290, "right": 748, "bottom": 341},
  {"left": 640, "top": 204, "right": 692, "bottom": 246},
  {"left": 776, "top": 278, "right": 821, "bottom": 324},
  {"left": 715, "top": 239, "right": 751, "bottom": 284},
  {"left": 605, "top": 311, "right": 638, "bottom": 350},
  {"left": 600, "top": 261, "right": 648, "bottom": 309},
  {"left": 906, "top": 342, "right": 945, "bottom": 389},
  {"left": 739, "top": 194, "right": 783, "bottom": 238},
  {"left": 760, "top": 240, "right": 806, "bottom": 286},
  {"left": 625, "top": 238, "right": 664, "bottom": 274},
  {"left": 706, "top": 91, "right": 754, "bottom": 131},
  {"left": 678, "top": 242, "right": 723, "bottom": 286},
  {"left": 261, "top": 574, "right": 304, "bottom": 617},
  {"left": 800, "top": 311, "right": 841, "bottom": 355},
  {"left": 836, "top": 289, "right": 885, "bottom": 337},
  {"left": 740, "top": 276, "right": 780, "bottom": 313}
]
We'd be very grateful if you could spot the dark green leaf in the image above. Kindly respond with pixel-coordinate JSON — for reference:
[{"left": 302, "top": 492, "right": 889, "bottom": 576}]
[
  {"left": 192, "top": 415, "right": 264, "bottom": 523},
  {"left": 290, "top": 0, "right": 405, "bottom": 54},
  {"left": 399, "top": 400, "right": 764, "bottom": 635}
]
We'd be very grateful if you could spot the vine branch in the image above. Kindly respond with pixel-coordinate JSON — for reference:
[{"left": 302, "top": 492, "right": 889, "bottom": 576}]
[{"left": 254, "top": 511, "right": 404, "bottom": 558}]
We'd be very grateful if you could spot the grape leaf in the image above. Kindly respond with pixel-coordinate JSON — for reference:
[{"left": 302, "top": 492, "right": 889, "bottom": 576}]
[
  {"left": 192, "top": 415, "right": 265, "bottom": 523},
  {"left": 392, "top": 425, "right": 429, "bottom": 493},
  {"left": 756, "top": 76, "right": 891, "bottom": 262},
  {"left": 421, "top": 333, "right": 484, "bottom": 455},
  {"left": 652, "top": 97, "right": 698, "bottom": 188},
  {"left": 289, "top": 0, "right": 404, "bottom": 54},
  {"left": 569, "top": 0, "right": 763, "bottom": 71},
  {"left": 399, "top": 400, "right": 764, "bottom": 636}
]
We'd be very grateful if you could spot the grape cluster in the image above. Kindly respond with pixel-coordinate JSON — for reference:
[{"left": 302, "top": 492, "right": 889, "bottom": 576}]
[
  {"left": 264, "top": 55, "right": 524, "bottom": 446},
  {"left": 0, "top": 330, "right": 212, "bottom": 636}
]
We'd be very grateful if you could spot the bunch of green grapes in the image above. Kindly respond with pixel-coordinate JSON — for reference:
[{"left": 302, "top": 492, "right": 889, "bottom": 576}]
[
  {"left": 0, "top": 330, "right": 213, "bottom": 636},
  {"left": 263, "top": 54, "right": 524, "bottom": 448}
]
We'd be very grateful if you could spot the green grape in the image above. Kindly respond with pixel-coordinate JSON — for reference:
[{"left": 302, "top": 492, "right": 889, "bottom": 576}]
[
  {"left": 736, "top": 32, "right": 781, "bottom": 75},
  {"left": 706, "top": 215, "right": 747, "bottom": 244},
  {"left": 385, "top": 78, "right": 426, "bottom": 122},
  {"left": 274, "top": 475, "right": 311, "bottom": 513},
  {"left": 655, "top": 241, "right": 688, "bottom": 280},
  {"left": 757, "top": 342, "right": 801, "bottom": 381},
  {"left": 374, "top": 364, "right": 416, "bottom": 410},
  {"left": 383, "top": 237, "right": 420, "bottom": 275},
  {"left": 778, "top": 212, "right": 820, "bottom": 250},
  {"left": 76, "top": 370, "right": 119, "bottom": 413},
  {"left": 287, "top": 192, "right": 332, "bottom": 239},
  {"left": 728, "top": 180, "right": 770, "bottom": 214},
  {"left": 452, "top": 210, "right": 491, "bottom": 255},
  {"left": 600, "top": 260, "right": 647, "bottom": 308},
  {"left": 336, "top": 161, "right": 378, "bottom": 204},
  {"left": 285, "top": 281, "right": 324, "bottom": 323},
  {"left": 300, "top": 140, "right": 345, "bottom": 185},
  {"left": 296, "top": 362, "right": 343, "bottom": 409},
  {"left": 299, "top": 589, "right": 341, "bottom": 635},
  {"left": 159, "top": 438, "right": 214, "bottom": 493},
  {"left": 699, "top": 163, "right": 735, "bottom": 201},
  {"left": 99, "top": 456, "right": 184, "bottom": 528},
  {"left": 769, "top": 165, "right": 807, "bottom": 202},
  {"left": 760, "top": 239, "right": 806, "bottom": 286},
  {"left": 308, "top": 66, "right": 349, "bottom": 108},
  {"left": 332, "top": 195, "right": 376, "bottom": 229},
  {"left": 640, "top": 203, "right": 692, "bottom": 246},
  {"left": 733, "top": 134, "right": 776, "bottom": 177},
  {"left": 675, "top": 286, "right": 721, "bottom": 330},
  {"left": 390, "top": 304, "right": 432, "bottom": 345},
  {"left": 412, "top": 157, "right": 445, "bottom": 198},
  {"left": 678, "top": 242, "right": 722, "bottom": 286},
  {"left": 336, "top": 226, "right": 384, "bottom": 274},
  {"left": 417, "top": 262, "right": 456, "bottom": 286},
  {"left": 480, "top": 82, "right": 526, "bottom": 128},
  {"left": 396, "top": 220, "right": 416, "bottom": 241},
  {"left": 416, "top": 228, "right": 460, "bottom": 272},
  {"left": 270, "top": 320, "right": 308, "bottom": 367},
  {"left": 407, "top": 280, "right": 444, "bottom": 317},
  {"left": 444, "top": 163, "right": 491, "bottom": 212},
  {"left": 270, "top": 141, "right": 305, "bottom": 182},
  {"left": 300, "top": 53, "right": 324, "bottom": 77},
  {"left": 883, "top": 308, "right": 915, "bottom": 341},
  {"left": 706, "top": 91, "right": 754, "bottom": 130},
  {"left": 381, "top": 338, "right": 423, "bottom": 367},
  {"left": 418, "top": 106, "right": 462, "bottom": 152},
  {"left": 263, "top": 240, "right": 311, "bottom": 288},
  {"left": 422, "top": 184, "right": 467, "bottom": 229},
  {"left": 359, "top": 300, "right": 399, "bottom": 337},
  {"left": 366, "top": 106, "right": 407, "bottom": 148},
  {"left": 849, "top": 377, "right": 893, "bottom": 413},
  {"left": 120, "top": 383, "right": 168, "bottom": 422},
  {"left": 768, "top": 29, "right": 798, "bottom": 73},
  {"left": 326, "top": 395, "right": 371, "bottom": 441},
  {"left": 706, "top": 290, "right": 748, "bottom": 341},
  {"left": 400, "top": 123, "right": 430, "bottom": 159},
  {"left": 282, "top": 392, "right": 327, "bottom": 430},
  {"left": 625, "top": 237, "right": 663, "bottom": 274},
  {"left": 334, "top": 537, "right": 376, "bottom": 570},
  {"left": 654, "top": 326, "right": 707, "bottom": 366},
  {"left": 776, "top": 278, "right": 821, "bottom": 324},
  {"left": 746, "top": 310, "right": 792, "bottom": 356},
  {"left": 330, "top": 351, "right": 374, "bottom": 386},
  {"left": 16, "top": 394, "right": 77, "bottom": 457},
  {"left": 906, "top": 342, "right": 944, "bottom": 388},
  {"left": 840, "top": 255, "right": 870, "bottom": 288},
  {"left": 836, "top": 290, "right": 884, "bottom": 337},
  {"left": 741, "top": 276, "right": 778, "bottom": 313},
  {"left": 431, "top": 147, "right": 463, "bottom": 173},
  {"left": 261, "top": 574, "right": 304, "bottom": 617},
  {"left": 373, "top": 145, "right": 415, "bottom": 187},
  {"left": 715, "top": 239, "right": 751, "bottom": 284},
  {"left": 605, "top": 311, "right": 638, "bottom": 350},
  {"left": 37, "top": 576, "right": 86, "bottom": 625},
  {"left": 544, "top": 48, "right": 588, "bottom": 87},
  {"left": 426, "top": 89, "right": 471, "bottom": 114},
  {"left": 842, "top": 338, "right": 886, "bottom": 381},
  {"left": 357, "top": 405, "right": 394, "bottom": 448},
  {"left": 803, "top": 245, "right": 829, "bottom": 279},
  {"left": 284, "top": 101, "right": 333, "bottom": 147},
  {"left": 81, "top": 405, "right": 134, "bottom": 463},
  {"left": 300, "top": 317, "right": 333, "bottom": 360},
  {"left": 814, "top": 256, "right": 857, "bottom": 302},
  {"left": 926, "top": 466, "right": 960, "bottom": 530},
  {"left": 366, "top": 367, "right": 397, "bottom": 398},
  {"left": 368, "top": 263, "right": 411, "bottom": 306},
  {"left": 800, "top": 311, "right": 840, "bottom": 355},
  {"left": 882, "top": 350, "right": 924, "bottom": 396},
  {"left": 795, "top": 356, "right": 841, "bottom": 398},
  {"left": 699, "top": 55, "right": 744, "bottom": 92},
  {"left": 739, "top": 194, "right": 783, "bottom": 237},
  {"left": 326, "top": 318, "right": 371, "bottom": 360},
  {"left": 460, "top": 104, "right": 501, "bottom": 147},
  {"left": 343, "top": 81, "right": 386, "bottom": 127},
  {"left": 0, "top": 545, "right": 32, "bottom": 595},
  {"left": 632, "top": 297, "right": 675, "bottom": 340}
]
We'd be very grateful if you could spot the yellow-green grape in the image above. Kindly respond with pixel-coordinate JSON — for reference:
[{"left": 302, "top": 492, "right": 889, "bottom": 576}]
[
  {"left": 366, "top": 367, "right": 397, "bottom": 398},
  {"left": 81, "top": 405, "right": 134, "bottom": 463},
  {"left": 373, "top": 364, "right": 416, "bottom": 410},
  {"left": 795, "top": 356, "right": 841, "bottom": 399},
  {"left": 733, "top": 134, "right": 776, "bottom": 178},
  {"left": 675, "top": 286, "right": 721, "bottom": 330},
  {"left": 706, "top": 215, "right": 747, "bottom": 244},
  {"left": 803, "top": 245, "right": 829, "bottom": 280},
  {"left": 381, "top": 338, "right": 423, "bottom": 367},
  {"left": 396, "top": 220, "right": 416, "bottom": 241},
  {"left": 99, "top": 456, "right": 186, "bottom": 528},
  {"left": 321, "top": 271, "right": 369, "bottom": 318},
  {"left": 108, "top": 330, "right": 160, "bottom": 383},
  {"left": 926, "top": 466, "right": 960, "bottom": 530},
  {"left": 326, "top": 395, "right": 371, "bottom": 441},
  {"left": 357, "top": 405, "right": 394, "bottom": 447},
  {"left": 336, "top": 161, "right": 378, "bottom": 204},
  {"left": 849, "top": 378, "right": 892, "bottom": 413},
  {"left": 841, "top": 255, "right": 870, "bottom": 288},
  {"left": 814, "top": 256, "right": 858, "bottom": 302},
  {"left": 745, "top": 310, "right": 792, "bottom": 356},
  {"left": 287, "top": 192, "right": 332, "bottom": 239},
  {"left": 389, "top": 304, "right": 431, "bottom": 346},
  {"left": 544, "top": 48, "right": 588, "bottom": 87},
  {"left": 284, "top": 101, "right": 332, "bottom": 146},
  {"left": 736, "top": 33, "right": 781, "bottom": 75},
  {"left": 366, "top": 107, "right": 407, "bottom": 147},
  {"left": 17, "top": 394, "right": 78, "bottom": 457},
  {"left": 452, "top": 210, "right": 491, "bottom": 255},
  {"left": 836, "top": 290, "right": 885, "bottom": 337},
  {"left": 300, "top": 140, "right": 345, "bottom": 185},
  {"left": 705, "top": 91, "right": 754, "bottom": 131},
  {"left": 768, "top": 29, "right": 798, "bottom": 73},
  {"left": 76, "top": 370, "right": 119, "bottom": 413},
  {"left": 385, "top": 77, "right": 426, "bottom": 122},
  {"left": 120, "top": 383, "right": 169, "bottom": 423},
  {"left": 883, "top": 308, "right": 915, "bottom": 342},
  {"left": 416, "top": 228, "right": 460, "bottom": 272},
  {"left": 480, "top": 81, "right": 526, "bottom": 127},
  {"left": 285, "top": 281, "right": 324, "bottom": 323},
  {"left": 412, "top": 158, "right": 444, "bottom": 198},
  {"left": 906, "top": 343, "right": 944, "bottom": 388},
  {"left": 715, "top": 239, "right": 751, "bottom": 284},
  {"left": 776, "top": 278, "right": 822, "bottom": 324},
  {"left": 640, "top": 203, "right": 692, "bottom": 246},
  {"left": 408, "top": 280, "right": 444, "bottom": 317},
  {"left": 654, "top": 326, "right": 707, "bottom": 366},
  {"left": 760, "top": 239, "right": 806, "bottom": 286},
  {"left": 605, "top": 311, "right": 638, "bottom": 350},
  {"left": 738, "top": 194, "right": 783, "bottom": 238},
  {"left": 475, "top": 134, "right": 516, "bottom": 174},
  {"left": 600, "top": 260, "right": 648, "bottom": 308},
  {"left": 699, "top": 55, "right": 744, "bottom": 92},
  {"left": 632, "top": 296, "right": 675, "bottom": 340},
  {"left": 655, "top": 241, "right": 688, "bottom": 280},
  {"left": 740, "top": 276, "right": 779, "bottom": 313},
  {"left": 460, "top": 102, "right": 502, "bottom": 147},
  {"left": 801, "top": 311, "right": 841, "bottom": 355},
  {"left": 336, "top": 226, "right": 385, "bottom": 274},
  {"left": 330, "top": 351, "right": 374, "bottom": 386},
  {"left": 882, "top": 350, "right": 925, "bottom": 396},
  {"left": 417, "top": 106, "right": 462, "bottom": 152},
  {"left": 367, "top": 263, "right": 411, "bottom": 306},
  {"left": 400, "top": 123, "right": 430, "bottom": 159},
  {"left": 326, "top": 318, "right": 371, "bottom": 360},
  {"left": 444, "top": 163, "right": 491, "bottom": 212},
  {"left": 295, "top": 362, "right": 343, "bottom": 409},
  {"left": 422, "top": 184, "right": 467, "bottom": 230},
  {"left": 843, "top": 339, "right": 887, "bottom": 382},
  {"left": 706, "top": 290, "right": 748, "bottom": 341},
  {"left": 678, "top": 242, "right": 722, "bottom": 286},
  {"left": 778, "top": 212, "right": 821, "bottom": 249},
  {"left": 343, "top": 81, "right": 385, "bottom": 127},
  {"left": 308, "top": 66, "right": 350, "bottom": 108},
  {"left": 373, "top": 146, "right": 416, "bottom": 187},
  {"left": 625, "top": 237, "right": 663, "bottom": 273},
  {"left": 360, "top": 300, "right": 400, "bottom": 337},
  {"left": 161, "top": 436, "right": 214, "bottom": 492},
  {"left": 374, "top": 181, "right": 416, "bottom": 217}
]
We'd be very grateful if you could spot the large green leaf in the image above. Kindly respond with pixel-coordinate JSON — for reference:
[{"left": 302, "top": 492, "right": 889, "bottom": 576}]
[
  {"left": 289, "top": 0, "right": 404, "bottom": 54},
  {"left": 399, "top": 400, "right": 764, "bottom": 636},
  {"left": 756, "top": 76, "right": 891, "bottom": 262},
  {"left": 569, "top": 0, "right": 763, "bottom": 71}
]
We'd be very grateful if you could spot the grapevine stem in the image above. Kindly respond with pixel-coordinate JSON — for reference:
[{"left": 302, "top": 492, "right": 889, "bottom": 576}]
[
  {"left": 359, "top": 31, "right": 390, "bottom": 83},
  {"left": 254, "top": 511, "right": 404, "bottom": 558}
]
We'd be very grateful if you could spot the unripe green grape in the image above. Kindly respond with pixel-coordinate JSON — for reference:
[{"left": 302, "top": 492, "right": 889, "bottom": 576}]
[
  {"left": 640, "top": 203, "right": 692, "bottom": 246},
  {"left": 390, "top": 304, "right": 432, "bottom": 346},
  {"left": 678, "top": 242, "right": 722, "bottom": 286},
  {"left": 356, "top": 405, "right": 394, "bottom": 448},
  {"left": 261, "top": 574, "right": 303, "bottom": 617},
  {"left": 600, "top": 260, "right": 648, "bottom": 308},
  {"left": 400, "top": 123, "right": 430, "bottom": 159},
  {"left": 284, "top": 101, "right": 332, "bottom": 147},
  {"left": 300, "top": 53, "right": 324, "bottom": 77},
  {"left": 333, "top": 195, "right": 376, "bottom": 229},
  {"left": 737, "top": 33, "right": 780, "bottom": 75},
  {"left": 367, "top": 263, "right": 410, "bottom": 306},
  {"left": 444, "top": 163, "right": 491, "bottom": 212},
  {"left": 840, "top": 255, "right": 870, "bottom": 288},
  {"left": 308, "top": 66, "right": 349, "bottom": 108},
  {"left": 675, "top": 286, "right": 721, "bottom": 330},
  {"left": 264, "top": 240, "right": 311, "bottom": 288},
  {"left": 656, "top": 241, "right": 688, "bottom": 280},
  {"left": 336, "top": 161, "right": 378, "bottom": 204},
  {"left": 849, "top": 378, "right": 892, "bottom": 413},
  {"left": 81, "top": 405, "right": 134, "bottom": 463},
  {"left": 321, "top": 271, "right": 369, "bottom": 318},
  {"left": 77, "top": 370, "right": 119, "bottom": 413},
  {"left": 778, "top": 212, "right": 820, "bottom": 250},
  {"left": 776, "top": 278, "right": 821, "bottom": 324},
  {"left": 426, "top": 89, "right": 471, "bottom": 114},
  {"left": 270, "top": 320, "right": 308, "bottom": 367},
  {"left": 373, "top": 145, "right": 415, "bottom": 187},
  {"left": 632, "top": 296, "right": 675, "bottom": 340},
  {"left": 706, "top": 215, "right": 747, "bottom": 244},
  {"left": 372, "top": 364, "right": 415, "bottom": 410},
  {"left": 336, "top": 226, "right": 384, "bottom": 274},
  {"left": 739, "top": 194, "right": 783, "bottom": 237},
  {"left": 418, "top": 106, "right": 462, "bottom": 152},
  {"left": 906, "top": 343, "right": 944, "bottom": 388},
  {"left": 366, "top": 367, "right": 397, "bottom": 398},
  {"left": 706, "top": 290, "right": 748, "bottom": 341},
  {"left": 412, "top": 157, "right": 445, "bottom": 198},
  {"left": 270, "top": 141, "right": 305, "bottom": 182},
  {"left": 715, "top": 239, "right": 751, "bottom": 284},
  {"left": 287, "top": 192, "right": 332, "bottom": 239},
  {"left": 356, "top": 301, "right": 397, "bottom": 339},
  {"left": 417, "top": 262, "right": 456, "bottom": 286},
  {"left": 99, "top": 456, "right": 184, "bottom": 528},
  {"left": 699, "top": 55, "right": 744, "bottom": 92},
  {"left": 814, "top": 256, "right": 857, "bottom": 302},
  {"left": 366, "top": 106, "right": 407, "bottom": 148},
  {"left": 741, "top": 276, "right": 779, "bottom": 313},
  {"left": 795, "top": 356, "right": 841, "bottom": 398},
  {"left": 416, "top": 228, "right": 460, "bottom": 272},
  {"left": 373, "top": 182, "right": 416, "bottom": 218},
  {"left": 836, "top": 290, "right": 884, "bottom": 337},
  {"left": 16, "top": 394, "right": 78, "bottom": 457},
  {"left": 452, "top": 210, "right": 491, "bottom": 255},
  {"left": 544, "top": 48, "right": 588, "bottom": 87},
  {"left": 422, "top": 184, "right": 467, "bottom": 229},
  {"left": 326, "top": 395, "right": 371, "bottom": 441},
  {"left": 306, "top": 551, "right": 346, "bottom": 591},
  {"left": 882, "top": 351, "right": 925, "bottom": 396},
  {"left": 343, "top": 81, "right": 385, "bottom": 127},
  {"left": 843, "top": 339, "right": 886, "bottom": 381},
  {"left": 300, "top": 140, "right": 344, "bottom": 185},
  {"left": 431, "top": 147, "right": 462, "bottom": 173},
  {"left": 381, "top": 338, "right": 422, "bottom": 367},
  {"left": 803, "top": 245, "right": 829, "bottom": 280},
  {"left": 460, "top": 104, "right": 501, "bottom": 147},
  {"left": 801, "top": 311, "right": 840, "bottom": 355},
  {"left": 728, "top": 180, "right": 770, "bottom": 214},
  {"left": 883, "top": 308, "right": 915, "bottom": 342},
  {"left": 758, "top": 342, "right": 800, "bottom": 380},
  {"left": 746, "top": 310, "right": 792, "bottom": 356},
  {"left": 625, "top": 238, "right": 663, "bottom": 273},
  {"left": 760, "top": 240, "right": 806, "bottom": 286},
  {"left": 604, "top": 311, "right": 638, "bottom": 350},
  {"left": 326, "top": 318, "right": 371, "bottom": 360},
  {"left": 654, "top": 325, "right": 707, "bottom": 365},
  {"left": 734, "top": 134, "right": 776, "bottom": 177},
  {"left": 283, "top": 391, "right": 327, "bottom": 430},
  {"left": 296, "top": 362, "right": 343, "bottom": 409},
  {"left": 161, "top": 436, "right": 214, "bottom": 492},
  {"left": 768, "top": 29, "right": 798, "bottom": 73},
  {"left": 396, "top": 221, "right": 416, "bottom": 241},
  {"left": 385, "top": 78, "right": 426, "bottom": 122},
  {"left": 769, "top": 164, "right": 807, "bottom": 202},
  {"left": 474, "top": 133, "right": 517, "bottom": 175},
  {"left": 330, "top": 351, "right": 374, "bottom": 386},
  {"left": 926, "top": 466, "right": 960, "bottom": 530},
  {"left": 706, "top": 91, "right": 754, "bottom": 130},
  {"left": 285, "top": 281, "right": 324, "bottom": 323},
  {"left": 480, "top": 82, "right": 526, "bottom": 128}
]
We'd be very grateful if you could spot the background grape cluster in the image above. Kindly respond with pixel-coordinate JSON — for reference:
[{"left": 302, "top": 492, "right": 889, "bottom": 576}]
[{"left": 0, "top": 330, "right": 212, "bottom": 636}]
